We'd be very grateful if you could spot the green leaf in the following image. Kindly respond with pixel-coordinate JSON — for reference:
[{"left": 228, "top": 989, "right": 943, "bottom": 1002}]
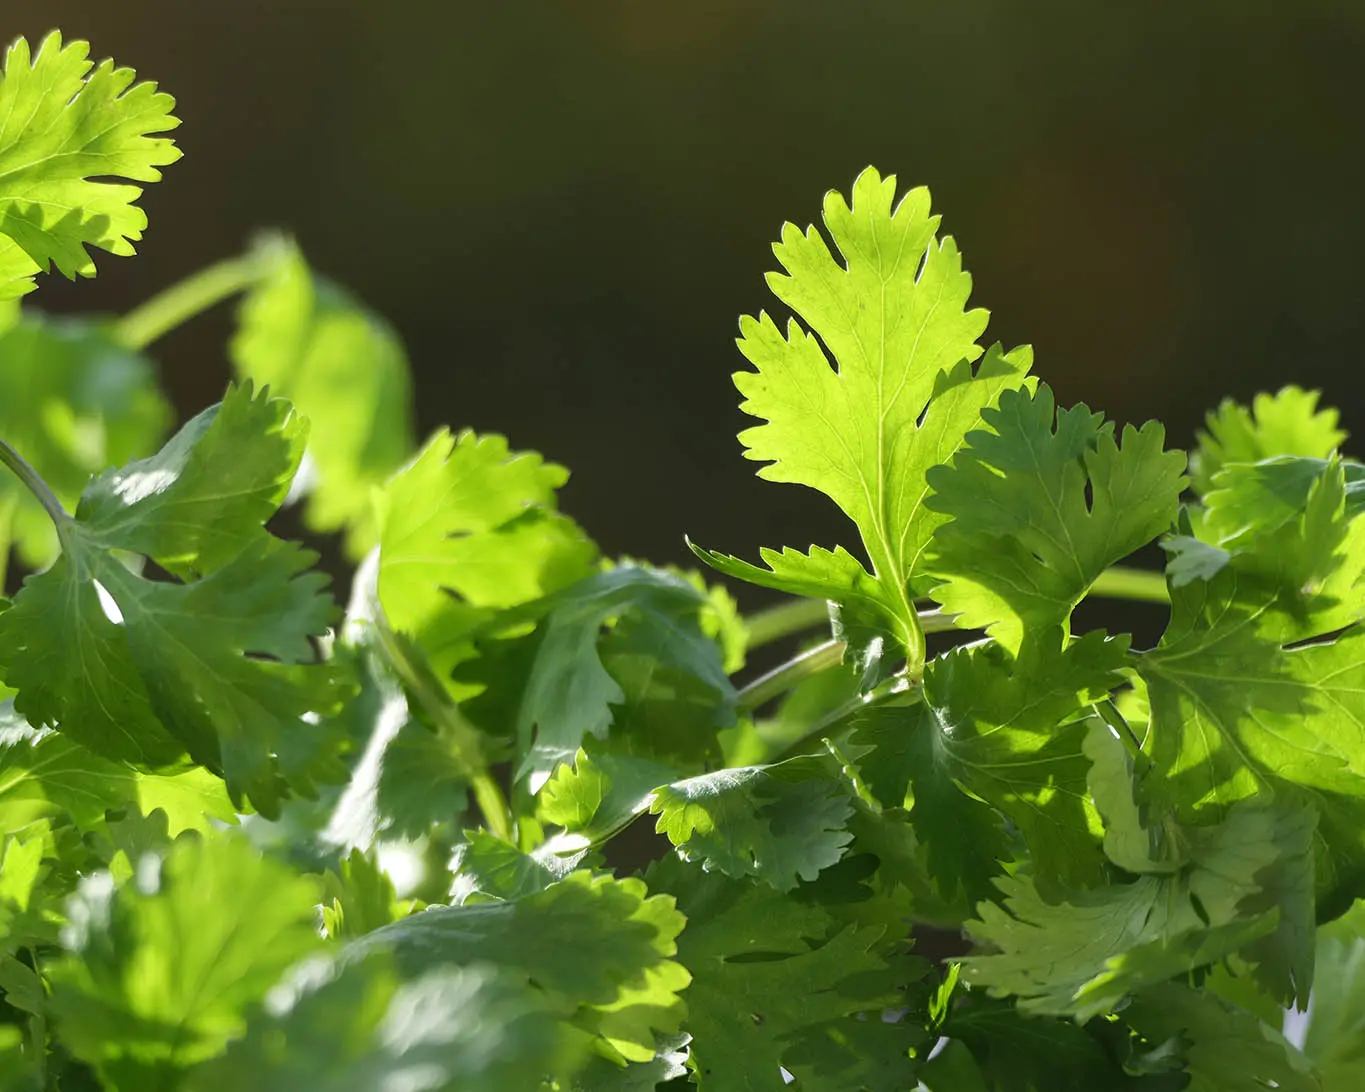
[
  {"left": 1124, "top": 983, "right": 1320, "bottom": 1092},
  {"left": 538, "top": 749, "right": 677, "bottom": 846},
  {"left": 0, "top": 700, "right": 235, "bottom": 842},
  {"left": 448, "top": 829, "right": 586, "bottom": 904},
  {"left": 186, "top": 952, "right": 579, "bottom": 1092},
  {"left": 353, "top": 870, "right": 689, "bottom": 1063},
  {"left": 650, "top": 759, "right": 853, "bottom": 891},
  {"left": 318, "top": 847, "right": 413, "bottom": 939},
  {"left": 1191, "top": 385, "right": 1345, "bottom": 495},
  {"left": 0, "top": 383, "right": 347, "bottom": 816},
  {"left": 0, "top": 32, "right": 180, "bottom": 299},
  {"left": 651, "top": 856, "right": 918, "bottom": 1090},
  {"left": 1301, "top": 901, "right": 1365, "bottom": 1088},
  {"left": 0, "top": 312, "right": 170, "bottom": 567},
  {"left": 320, "top": 625, "right": 473, "bottom": 848},
  {"left": 855, "top": 633, "right": 1127, "bottom": 899},
  {"left": 1171, "top": 456, "right": 1365, "bottom": 636},
  {"left": 926, "top": 384, "right": 1186, "bottom": 653},
  {"left": 962, "top": 802, "right": 1313, "bottom": 1019},
  {"left": 46, "top": 834, "right": 323, "bottom": 1086},
  {"left": 375, "top": 427, "right": 595, "bottom": 642},
  {"left": 496, "top": 565, "right": 735, "bottom": 790},
  {"left": 703, "top": 165, "right": 1034, "bottom": 673},
  {"left": 230, "top": 240, "right": 414, "bottom": 553},
  {"left": 941, "top": 994, "right": 1151, "bottom": 1092}
]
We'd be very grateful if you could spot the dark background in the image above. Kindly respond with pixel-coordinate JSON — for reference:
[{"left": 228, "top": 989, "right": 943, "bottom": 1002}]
[{"left": 7, "top": 1, "right": 1365, "bottom": 632}]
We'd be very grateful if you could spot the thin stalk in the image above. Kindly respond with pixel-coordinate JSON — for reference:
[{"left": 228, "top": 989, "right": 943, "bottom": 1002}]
[
  {"left": 0, "top": 437, "right": 69, "bottom": 529},
  {"left": 773, "top": 678, "right": 921, "bottom": 763},
  {"left": 736, "top": 607, "right": 962, "bottom": 713},
  {"left": 373, "top": 617, "right": 515, "bottom": 843},
  {"left": 744, "top": 597, "right": 829, "bottom": 649},
  {"left": 737, "top": 639, "right": 844, "bottom": 713},
  {"left": 114, "top": 244, "right": 284, "bottom": 350},
  {"left": 1090, "top": 565, "right": 1169, "bottom": 604}
]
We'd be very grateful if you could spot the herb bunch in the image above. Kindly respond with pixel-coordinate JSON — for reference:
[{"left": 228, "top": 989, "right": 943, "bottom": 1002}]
[{"left": 2, "top": 31, "right": 1363, "bottom": 1092}]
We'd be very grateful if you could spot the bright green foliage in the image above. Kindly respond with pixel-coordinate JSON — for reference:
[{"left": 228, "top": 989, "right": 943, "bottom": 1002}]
[
  {"left": 0, "top": 384, "right": 345, "bottom": 816},
  {"left": 0, "top": 33, "right": 180, "bottom": 299},
  {"left": 46, "top": 835, "right": 323, "bottom": 1088},
  {"left": 963, "top": 800, "right": 1315, "bottom": 1016},
  {"left": 230, "top": 239, "right": 414, "bottom": 553},
  {"left": 0, "top": 313, "right": 170, "bottom": 567},
  {"left": 354, "top": 870, "right": 690, "bottom": 1064},
  {"left": 1302, "top": 901, "right": 1365, "bottom": 1087},
  {"left": 854, "top": 632, "right": 1128, "bottom": 899},
  {"left": 375, "top": 426, "right": 596, "bottom": 644},
  {"left": 0, "top": 702, "right": 234, "bottom": 844},
  {"left": 698, "top": 167, "right": 1033, "bottom": 675},
  {"left": 653, "top": 857, "right": 922, "bottom": 1090},
  {"left": 539, "top": 749, "right": 677, "bottom": 845},
  {"left": 1191, "top": 385, "right": 1345, "bottom": 493},
  {"left": 184, "top": 955, "right": 578, "bottom": 1092},
  {"left": 469, "top": 565, "right": 736, "bottom": 789},
  {"left": 927, "top": 385, "right": 1186, "bottom": 653},
  {"left": 1124, "top": 983, "right": 1318, "bottom": 1092},
  {"left": 650, "top": 760, "right": 853, "bottom": 891},
  {"left": 5, "top": 91, "right": 1365, "bottom": 1091}
]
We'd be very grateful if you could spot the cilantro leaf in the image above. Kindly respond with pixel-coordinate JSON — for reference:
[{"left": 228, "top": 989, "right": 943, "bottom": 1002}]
[
  {"left": 353, "top": 870, "right": 689, "bottom": 1062},
  {"left": 855, "top": 632, "right": 1127, "bottom": 899},
  {"left": 1124, "top": 983, "right": 1319, "bottom": 1092},
  {"left": 652, "top": 856, "right": 918, "bottom": 1090},
  {"left": 448, "top": 829, "right": 587, "bottom": 904},
  {"left": 1302, "top": 901, "right": 1365, "bottom": 1085},
  {"left": 481, "top": 565, "right": 734, "bottom": 790},
  {"left": 230, "top": 240, "right": 414, "bottom": 553},
  {"left": 0, "top": 33, "right": 180, "bottom": 299},
  {"left": 0, "top": 383, "right": 346, "bottom": 816},
  {"left": 926, "top": 384, "right": 1186, "bottom": 652},
  {"left": 1191, "top": 385, "right": 1345, "bottom": 495},
  {"left": 0, "top": 312, "right": 170, "bottom": 567},
  {"left": 46, "top": 834, "right": 323, "bottom": 1086},
  {"left": 650, "top": 759, "right": 853, "bottom": 891},
  {"left": 318, "top": 848, "right": 413, "bottom": 939},
  {"left": 538, "top": 749, "right": 677, "bottom": 846},
  {"left": 700, "top": 166, "right": 1034, "bottom": 673},
  {"left": 185, "top": 954, "right": 579, "bottom": 1092},
  {"left": 375, "top": 427, "right": 595, "bottom": 643},
  {"left": 963, "top": 802, "right": 1313, "bottom": 1019},
  {"left": 0, "top": 700, "right": 234, "bottom": 842}
]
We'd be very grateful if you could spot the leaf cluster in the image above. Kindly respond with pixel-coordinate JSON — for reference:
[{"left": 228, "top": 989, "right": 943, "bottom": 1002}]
[{"left": 1, "top": 29, "right": 1364, "bottom": 1092}]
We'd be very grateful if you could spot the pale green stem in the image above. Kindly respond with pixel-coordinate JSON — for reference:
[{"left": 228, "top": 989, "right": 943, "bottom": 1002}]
[
  {"left": 736, "top": 607, "right": 960, "bottom": 713},
  {"left": 1089, "top": 565, "right": 1169, "bottom": 604},
  {"left": 740, "top": 563, "right": 1168, "bottom": 652},
  {"left": 744, "top": 597, "right": 830, "bottom": 649},
  {"left": 773, "top": 678, "right": 921, "bottom": 764},
  {"left": 737, "top": 639, "right": 844, "bottom": 713},
  {"left": 373, "top": 616, "right": 515, "bottom": 843},
  {"left": 0, "top": 437, "right": 69, "bottom": 531},
  {"left": 114, "top": 245, "right": 283, "bottom": 351}
]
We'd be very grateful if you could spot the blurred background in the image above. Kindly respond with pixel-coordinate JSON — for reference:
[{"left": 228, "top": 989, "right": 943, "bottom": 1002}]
[{"left": 6, "top": 1, "right": 1365, "bottom": 634}]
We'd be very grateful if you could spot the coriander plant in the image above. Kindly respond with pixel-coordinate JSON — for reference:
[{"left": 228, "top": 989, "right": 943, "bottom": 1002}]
[{"left": 1, "top": 30, "right": 1363, "bottom": 1092}]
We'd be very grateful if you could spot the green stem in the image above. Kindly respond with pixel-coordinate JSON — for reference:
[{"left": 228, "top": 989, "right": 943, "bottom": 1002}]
[
  {"left": 744, "top": 597, "right": 830, "bottom": 649},
  {"left": 774, "top": 678, "right": 921, "bottom": 763},
  {"left": 737, "top": 639, "right": 844, "bottom": 713},
  {"left": 0, "top": 436, "right": 69, "bottom": 530},
  {"left": 373, "top": 617, "right": 515, "bottom": 843},
  {"left": 114, "top": 243, "right": 285, "bottom": 350},
  {"left": 736, "top": 607, "right": 960, "bottom": 713},
  {"left": 1090, "top": 565, "right": 1169, "bottom": 604}
]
